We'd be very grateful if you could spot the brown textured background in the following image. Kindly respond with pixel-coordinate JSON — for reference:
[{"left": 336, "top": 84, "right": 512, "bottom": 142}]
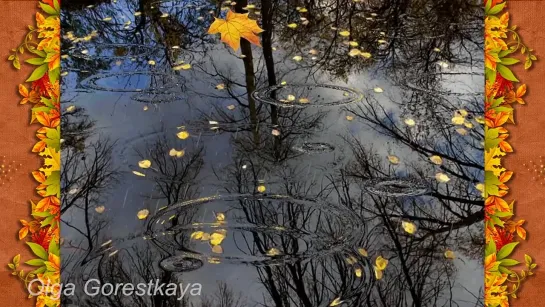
[
  {"left": 0, "top": 0, "right": 42, "bottom": 305},
  {"left": 505, "top": 1, "right": 545, "bottom": 306}
]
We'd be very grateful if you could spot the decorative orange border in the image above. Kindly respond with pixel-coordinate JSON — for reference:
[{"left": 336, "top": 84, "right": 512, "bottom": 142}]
[
  {"left": 6, "top": 0, "right": 60, "bottom": 306},
  {"left": 484, "top": 0, "right": 537, "bottom": 306}
]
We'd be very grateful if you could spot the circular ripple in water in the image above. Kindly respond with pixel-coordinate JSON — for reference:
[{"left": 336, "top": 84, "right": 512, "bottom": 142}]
[
  {"left": 364, "top": 178, "right": 430, "bottom": 197},
  {"left": 81, "top": 71, "right": 182, "bottom": 93},
  {"left": 131, "top": 91, "right": 183, "bottom": 104},
  {"left": 160, "top": 256, "right": 203, "bottom": 272},
  {"left": 293, "top": 142, "right": 335, "bottom": 154},
  {"left": 252, "top": 84, "right": 364, "bottom": 108},
  {"left": 68, "top": 43, "right": 156, "bottom": 60}
]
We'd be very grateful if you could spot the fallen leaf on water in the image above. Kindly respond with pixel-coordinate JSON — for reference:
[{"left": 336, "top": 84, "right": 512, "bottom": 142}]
[
  {"left": 402, "top": 221, "right": 417, "bottom": 234},
  {"left": 374, "top": 266, "right": 383, "bottom": 279},
  {"left": 387, "top": 155, "right": 400, "bottom": 165},
  {"left": 216, "top": 83, "right": 225, "bottom": 90},
  {"left": 375, "top": 256, "right": 388, "bottom": 270},
  {"left": 292, "top": 55, "right": 303, "bottom": 61},
  {"left": 211, "top": 245, "right": 223, "bottom": 254},
  {"left": 173, "top": 63, "right": 191, "bottom": 70},
  {"left": 297, "top": 7, "right": 308, "bottom": 13},
  {"left": 444, "top": 250, "right": 455, "bottom": 259},
  {"left": 330, "top": 297, "right": 344, "bottom": 306},
  {"left": 287, "top": 23, "right": 298, "bottom": 29},
  {"left": 464, "top": 122, "right": 474, "bottom": 129},
  {"left": 210, "top": 232, "right": 226, "bottom": 245},
  {"left": 132, "top": 171, "right": 146, "bottom": 177},
  {"left": 339, "top": 30, "right": 350, "bottom": 37},
  {"left": 360, "top": 52, "right": 372, "bottom": 58},
  {"left": 299, "top": 98, "right": 309, "bottom": 104},
  {"left": 280, "top": 81, "right": 287, "bottom": 85},
  {"left": 272, "top": 129, "right": 280, "bottom": 136},
  {"left": 309, "top": 49, "right": 318, "bottom": 55},
  {"left": 143, "top": 105, "right": 148, "bottom": 111},
  {"left": 216, "top": 212, "right": 225, "bottom": 221},
  {"left": 208, "top": 257, "right": 221, "bottom": 264},
  {"left": 355, "top": 267, "right": 362, "bottom": 278},
  {"left": 349, "top": 41, "right": 359, "bottom": 47},
  {"left": 207, "top": 9, "right": 264, "bottom": 51},
  {"left": 373, "top": 87, "right": 383, "bottom": 93},
  {"left": 169, "top": 148, "right": 185, "bottom": 158},
  {"left": 177, "top": 131, "right": 190, "bottom": 140},
  {"left": 266, "top": 248, "right": 280, "bottom": 256},
  {"left": 345, "top": 256, "right": 357, "bottom": 265},
  {"left": 160, "top": 13, "right": 169, "bottom": 18},
  {"left": 456, "top": 128, "right": 468, "bottom": 135},
  {"left": 451, "top": 116, "right": 465, "bottom": 125},
  {"left": 227, "top": 104, "right": 236, "bottom": 110},
  {"left": 148, "top": 60, "right": 156, "bottom": 65},
  {"left": 346, "top": 115, "right": 354, "bottom": 121},
  {"left": 191, "top": 231, "right": 204, "bottom": 240},
  {"left": 377, "top": 39, "right": 387, "bottom": 44},
  {"left": 103, "top": 17, "right": 112, "bottom": 21},
  {"left": 287, "top": 95, "right": 296, "bottom": 101},
  {"left": 357, "top": 248, "right": 368, "bottom": 257},
  {"left": 134, "top": 11, "right": 142, "bottom": 16},
  {"left": 257, "top": 185, "right": 266, "bottom": 193},
  {"left": 435, "top": 172, "right": 450, "bottom": 183},
  {"left": 433, "top": 47, "right": 441, "bottom": 52},
  {"left": 95, "top": 206, "right": 105, "bottom": 213},
  {"left": 137, "top": 209, "right": 149, "bottom": 220},
  {"left": 138, "top": 160, "right": 151, "bottom": 169},
  {"left": 404, "top": 118, "right": 416, "bottom": 126},
  {"left": 429, "top": 155, "right": 443, "bottom": 165},
  {"left": 348, "top": 49, "right": 361, "bottom": 57}
]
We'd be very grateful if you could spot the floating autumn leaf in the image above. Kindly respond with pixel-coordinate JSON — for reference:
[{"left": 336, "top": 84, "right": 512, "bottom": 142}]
[
  {"left": 373, "top": 87, "right": 383, "bottom": 93},
  {"left": 287, "top": 23, "right": 298, "bottom": 29},
  {"left": 387, "top": 155, "right": 400, "bottom": 165},
  {"left": 287, "top": 95, "right": 296, "bottom": 101},
  {"left": 211, "top": 245, "right": 223, "bottom": 254},
  {"left": 330, "top": 297, "right": 343, "bottom": 306},
  {"left": 207, "top": 9, "right": 264, "bottom": 51},
  {"left": 433, "top": 47, "right": 441, "bottom": 52},
  {"left": 339, "top": 30, "right": 350, "bottom": 37},
  {"left": 297, "top": 7, "right": 308, "bottom": 13},
  {"left": 103, "top": 17, "right": 112, "bottom": 21},
  {"left": 132, "top": 170, "right": 146, "bottom": 177},
  {"left": 216, "top": 212, "right": 226, "bottom": 221},
  {"left": 143, "top": 106, "right": 148, "bottom": 112},
  {"left": 169, "top": 148, "right": 185, "bottom": 158},
  {"left": 360, "top": 52, "right": 372, "bottom": 58},
  {"left": 177, "top": 131, "right": 190, "bottom": 140},
  {"left": 374, "top": 266, "right": 383, "bottom": 280},
  {"left": 95, "top": 206, "right": 105, "bottom": 213},
  {"left": 272, "top": 129, "right": 280, "bottom": 136},
  {"left": 349, "top": 41, "right": 359, "bottom": 47},
  {"left": 134, "top": 11, "right": 142, "bottom": 16},
  {"left": 299, "top": 98, "right": 310, "bottom": 104},
  {"left": 309, "top": 49, "right": 318, "bottom": 55},
  {"left": 160, "top": 13, "right": 169, "bottom": 18},
  {"left": 208, "top": 257, "right": 221, "bottom": 264},
  {"left": 191, "top": 231, "right": 204, "bottom": 240},
  {"left": 257, "top": 185, "right": 266, "bottom": 193},
  {"left": 401, "top": 221, "right": 417, "bottom": 234},
  {"left": 355, "top": 267, "right": 362, "bottom": 278},
  {"left": 216, "top": 83, "right": 225, "bottom": 90},
  {"left": 437, "top": 61, "right": 449, "bottom": 68},
  {"left": 292, "top": 55, "right": 303, "bottom": 61},
  {"left": 375, "top": 256, "right": 388, "bottom": 270},
  {"left": 435, "top": 172, "right": 450, "bottom": 183},
  {"left": 345, "top": 256, "right": 358, "bottom": 265},
  {"left": 138, "top": 160, "right": 151, "bottom": 169},
  {"left": 137, "top": 209, "right": 149, "bottom": 220},
  {"left": 266, "top": 248, "right": 281, "bottom": 256},
  {"left": 429, "top": 155, "right": 443, "bottom": 165},
  {"left": 66, "top": 105, "right": 76, "bottom": 113},
  {"left": 451, "top": 115, "right": 465, "bottom": 125},
  {"left": 348, "top": 49, "right": 361, "bottom": 57},
  {"left": 243, "top": 4, "right": 256, "bottom": 10},
  {"left": 227, "top": 104, "right": 236, "bottom": 110},
  {"left": 210, "top": 232, "right": 226, "bottom": 245},
  {"left": 346, "top": 115, "right": 354, "bottom": 121},
  {"left": 444, "top": 250, "right": 455, "bottom": 259},
  {"left": 357, "top": 247, "right": 368, "bottom": 257},
  {"left": 173, "top": 63, "right": 191, "bottom": 70},
  {"left": 148, "top": 60, "right": 156, "bottom": 65},
  {"left": 404, "top": 118, "right": 416, "bottom": 126}
]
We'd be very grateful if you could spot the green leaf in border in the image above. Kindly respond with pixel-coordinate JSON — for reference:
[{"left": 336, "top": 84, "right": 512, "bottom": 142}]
[
  {"left": 26, "top": 242, "right": 48, "bottom": 260},
  {"left": 26, "top": 64, "right": 48, "bottom": 82},
  {"left": 25, "top": 57, "right": 45, "bottom": 65},
  {"left": 25, "top": 259, "right": 45, "bottom": 267},
  {"left": 497, "top": 242, "right": 519, "bottom": 260},
  {"left": 497, "top": 63, "right": 520, "bottom": 82},
  {"left": 500, "top": 57, "right": 520, "bottom": 65}
]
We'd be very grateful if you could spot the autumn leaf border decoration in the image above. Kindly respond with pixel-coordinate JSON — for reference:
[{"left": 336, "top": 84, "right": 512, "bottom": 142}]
[
  {"left": 207, "top": 8, "right": 264, "bottom": 51},
  {"left": 484, "top": 0, "right": 537, "bottom": 306},
  {"left": 7, "top": 1, "right": 61, "bottom": 307}
]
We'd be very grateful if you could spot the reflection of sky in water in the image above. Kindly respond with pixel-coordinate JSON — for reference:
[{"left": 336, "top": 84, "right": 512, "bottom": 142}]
[{"left": 61, "top": 0, "right": 484, "bottom": 306}]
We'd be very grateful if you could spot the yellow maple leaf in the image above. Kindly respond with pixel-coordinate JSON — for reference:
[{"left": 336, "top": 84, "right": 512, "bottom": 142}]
[
  {"left": 485, "top": 147, "right": 506, "bottom": 177},
  {"left": 207, "top": 9, "right": 264, "bottom": 51},
  {"left": 39, "top": 147, "right": 60, "bottom": 177}
]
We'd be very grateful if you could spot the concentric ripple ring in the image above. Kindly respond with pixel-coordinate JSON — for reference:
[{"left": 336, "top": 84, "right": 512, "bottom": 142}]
[{"left": 252, "top": 84, "right": 364, "bottom": 108}]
